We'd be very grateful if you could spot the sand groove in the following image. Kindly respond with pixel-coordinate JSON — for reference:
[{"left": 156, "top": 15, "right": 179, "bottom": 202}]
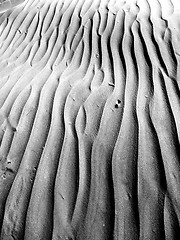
[{"left": 0, "top": 0, "right": 180, "bottom": 239}]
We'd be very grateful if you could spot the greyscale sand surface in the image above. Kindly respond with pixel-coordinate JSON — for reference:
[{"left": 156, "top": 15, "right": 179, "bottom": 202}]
[{"left": 0, "top": 0, "right": 180, "bottom": 239}]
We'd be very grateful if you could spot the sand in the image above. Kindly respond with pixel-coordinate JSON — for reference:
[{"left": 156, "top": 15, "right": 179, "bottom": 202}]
[{"left": 0, "top": 0, "right": 180, "bottom": 239}]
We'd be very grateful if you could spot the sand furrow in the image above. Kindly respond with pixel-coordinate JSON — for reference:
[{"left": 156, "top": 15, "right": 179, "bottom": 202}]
[
  {"left": 72, "top": 106, "right": 91, "bottom": 233},
  {"left": 0, "top": 65, "right": 29, "bottom": 110},
  {"left": 137, "top": 118, "right": 166, "bottom": 240},
  {"left": 89, "top": 11, "right": 102, "bottom": 69},
  {"left": 0, "top": 10, "right": 20, "bottom": 43},
  {"left": 10, "top": 11, "right": 40, "bottom": 51},
  {"left": 155, "top": 28, "right": 177, "bottom": 78},
  {"left": 80, "top": 0, "right": 100, "bottom": 27},
  {"left": 0, "top": 66, "right": 52, "bottom": 122},
  {"left": 100, "top": 10, "right": 116, "bottom": 77},
  {"left": 65, "top": 0, "right": 83, "bottom": 52},
  {"left": 164, "top": 194, "right": 180, "bottom": 239},
  {"left": 0, "top": 7, "right": 28, "bottom": 56},
  {"left": 24, "top": 77, "right": 64, "bottom": 240},
  {"left": 0, "top": 84, "right": 39, "bottom": 230},
  {"left": 132, "top": 18, "right": 166, "bottom": 239},
  {"left": 40, "top": 1, "right": 59, "bottom": 36},
  {"left": 52, "top": 54, "right": 93, "bottom": 239},
  {"left": 7, "top": 10, "right": 37, "bottom": 51},
  {"left": 52, "top": 103, "right": 88, "bottom": 238},
  {"left": 1, "top": 76, "right": 58, "bottom": 239},
  {"left": 96, "top": 6, "right": 108, "bottom": 36},
  {"left": 0, "top": 86, "right": 31, "bottom": 168},
  {"left": 161, "top": 72, "right": 180, "bottom": 144},
  {"left": 30, "top": 30, "right": 55, "bottom": 66},
  {"left": 79, "top": 8, "right": 126, "bottom": 240},
  {"left": 0, "top": 0, "right": 180, "bottom": 239},
  {"left": 112, "top": 8, "right": 139, "bottom": 240},
  {"left": 150, "top": 67, "right": 180, "bottom": 222},
  {"left": 57, "top": 0, "right": 78, "bottom": 39}
]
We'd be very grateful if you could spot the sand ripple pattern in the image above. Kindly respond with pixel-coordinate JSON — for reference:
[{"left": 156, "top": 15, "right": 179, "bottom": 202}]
[{"left": 0, "top": 0, "right": 180, "bottom": 239}]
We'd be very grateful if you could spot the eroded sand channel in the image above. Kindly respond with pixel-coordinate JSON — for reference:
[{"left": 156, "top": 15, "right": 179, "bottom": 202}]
[{"left": 0, "top": 0, "right": 180, "bottom": 239}]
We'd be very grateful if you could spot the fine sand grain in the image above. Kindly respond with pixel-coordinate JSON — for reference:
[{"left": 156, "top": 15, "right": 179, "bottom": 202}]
[{"left": 0, "top": 0, "right": 180, "bottom": 239}]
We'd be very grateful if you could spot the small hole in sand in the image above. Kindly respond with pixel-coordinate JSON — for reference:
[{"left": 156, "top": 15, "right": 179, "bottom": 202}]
[
  {"left": 115, "top": 99, "right": 121, "bottom": 108},
  {"left": 115, "top": 104, "right": 119, "bottom": 108},
  {"left": 2, "top": 173, "right": 6, "bottom": 179},
  {"left": 108, "top": 82, "right": 115, "bottom": 87}
]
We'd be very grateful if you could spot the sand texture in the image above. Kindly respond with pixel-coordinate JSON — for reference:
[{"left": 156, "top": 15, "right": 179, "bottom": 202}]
[{"left": 0, "top": 0, "right": 180, "bottom": 239}]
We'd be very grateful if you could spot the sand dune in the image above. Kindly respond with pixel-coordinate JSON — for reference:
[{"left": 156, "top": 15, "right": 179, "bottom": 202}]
[{"left": 0, "top": 0, "right": 180, "bottom": 239}]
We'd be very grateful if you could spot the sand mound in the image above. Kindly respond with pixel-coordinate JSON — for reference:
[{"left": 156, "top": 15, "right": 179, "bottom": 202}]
[{"left": 0, "top": 0, "right": 180, "bottom": 239}]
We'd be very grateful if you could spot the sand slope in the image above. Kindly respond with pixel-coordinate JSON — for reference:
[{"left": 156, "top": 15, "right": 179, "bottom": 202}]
[{"left": 0, "top": 0, "right": 180, "bottom": 239}]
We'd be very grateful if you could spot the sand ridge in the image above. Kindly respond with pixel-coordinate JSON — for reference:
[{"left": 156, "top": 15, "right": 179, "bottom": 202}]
[{"left": 0, "top": 0, "right": 180, "bottom": 239}]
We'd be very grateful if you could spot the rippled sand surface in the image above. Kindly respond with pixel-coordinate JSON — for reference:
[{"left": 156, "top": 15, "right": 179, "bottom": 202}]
[{"left": 0, "top": 0, "right": 180, "bottom": 239}]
